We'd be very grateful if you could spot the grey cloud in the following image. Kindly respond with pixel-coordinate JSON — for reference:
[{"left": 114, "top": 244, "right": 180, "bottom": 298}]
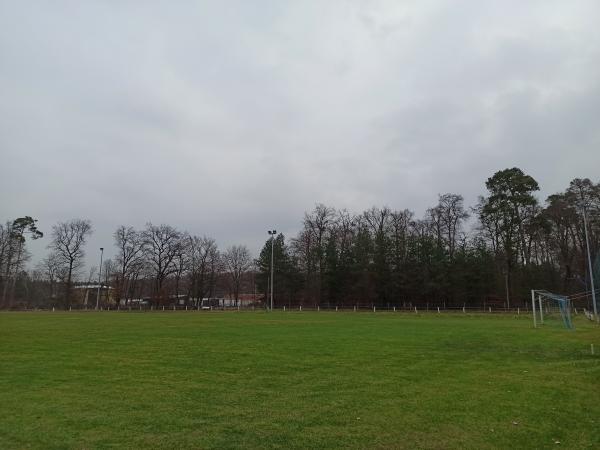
[{"left": 1, "top": 0, "right": 599, "bottom": 267}]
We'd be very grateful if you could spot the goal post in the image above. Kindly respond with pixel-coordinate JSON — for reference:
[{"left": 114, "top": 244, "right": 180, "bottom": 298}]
[
  {"left": 531, "top": 290, "right": 537, "bottom": 328},
  {"left": 531, "top": 290, "right": 574, "bottom": 330}
]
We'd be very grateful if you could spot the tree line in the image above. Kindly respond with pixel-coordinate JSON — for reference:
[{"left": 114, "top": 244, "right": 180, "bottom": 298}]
[
  {"left": 1, "top": 168, "right": 599, "bottom": 309},
  {"left": 255, "top": 168, "right": 600, "bottom": 309},
  {"left": 0, "top": 220, "right": 252, "bottom": 309}
]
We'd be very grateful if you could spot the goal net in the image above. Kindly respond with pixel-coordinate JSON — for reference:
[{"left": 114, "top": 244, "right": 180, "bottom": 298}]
[{"left": 531, "top": 290, "right": 574, "bottom": 329}]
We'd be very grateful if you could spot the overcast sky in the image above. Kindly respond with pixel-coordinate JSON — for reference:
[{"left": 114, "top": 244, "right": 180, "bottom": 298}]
[{"left": 1, "top": 1, "right": 600, "bottom": 267}]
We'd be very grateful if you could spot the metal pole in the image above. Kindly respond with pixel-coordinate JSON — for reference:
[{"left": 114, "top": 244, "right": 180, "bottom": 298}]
[
  {"left": 96, "top": 247, "right": 104, "bottom": 310},
  {"left": 531, "top": 290, "right": 537, "bottom": 328},
  {"left": 538, "top": 294, "right": 544, "bottom": 324},
  {"left": 267, "top": 229, "right": 276, "bottom": 311},
  {"left": 582, "top": 207, "right": 598, "bottom": 319},
  {"left": 270, "top": 234, "right": 274, "bottom": 311}
]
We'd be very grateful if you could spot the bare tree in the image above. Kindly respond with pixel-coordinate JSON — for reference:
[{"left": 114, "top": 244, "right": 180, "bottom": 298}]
[
  {"left": 36, "top": 252, "right": 68, "bottom": 302},
  {"left": 113, "top": 226, "right": 145, "bottom": 304},
  {"left": 126, "top": 255, "right": 147, "bottom": 303},
  {"left": 173, "top": 233, "right": 191, "bottom": 302},
  {"left": 223, "top": 245, "right": 252, "bottom": 305},
  {"left": 390, "top": 209, "right": 413, "bottom": 263},
  {"left": 82, "top": 265, "right": 97, "bottom": 307},
  {"left": 48, "top": 219, "right": 92, "bottom": 307},
  {"left": 187, "top": 235, "right": 220, "bottom": 302},
  {"left": 437, "top": 193, "right": 469, "bottom": 259},
  {"left": 302, "top": 204, "right": 336, "bottom": 304},
  {"left": 142, "top": 223, "right": 182, "bottom": 304},
  {"left": 102, "top": 258, "right": 117, "bottom": 305},
  {"left": 207, "top": 244, "right": 222, "bottom": 299}
]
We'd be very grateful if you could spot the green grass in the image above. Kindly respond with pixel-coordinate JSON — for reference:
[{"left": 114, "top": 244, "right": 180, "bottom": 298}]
[{"left": 1, "top": 311, "right": 599, "bottom": 449}]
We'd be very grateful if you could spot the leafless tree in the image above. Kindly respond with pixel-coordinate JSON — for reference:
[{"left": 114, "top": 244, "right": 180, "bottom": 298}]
[
  {"left": 390, "top": 209, "right": 413, "bottom": 264},
  {"left": 48, "top": 219, "right": 92, "bottom": 307},
  {"left": 302, "top": 204, "right": 336, "bottom": 304},
  {"left": 362, "top": 206, "right": 392, "bottom": 238},
  {"left": 113, "top": 226, "right": 145, "bottom": 304},
  {"left": 437, "top": 193, "right": 469, "bottom": 259},
  {"left": 223, "top": 245, "right": 252, "bottom": 305},
  {"left": 142, "top": 223, "right": 182, "bottom": 303},
  {"left": 173, "top": 233, "right": 191, "bottom": 301},
  {"left": 102, "top": 258, "right": 117, "bottom": 305},
  {"left": 187, "top": 235, "right": 220, "bottom": 302},
  {"left": 36, "top": 252, "right": 67, "bottom": 301},
  {"left": 82, "top": 265, "right": 97, "bottom": 306}
]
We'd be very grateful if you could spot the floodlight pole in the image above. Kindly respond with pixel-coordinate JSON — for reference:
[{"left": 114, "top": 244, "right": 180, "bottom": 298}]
[
  {"left": 582, "top": 207, "right": 598, "bottom": 320},
  {"left": 96, "top": 247, "right": 104, "bottom": 310},
  {"left": 268, "top": 230, "right": 276, "bottom": 311}
]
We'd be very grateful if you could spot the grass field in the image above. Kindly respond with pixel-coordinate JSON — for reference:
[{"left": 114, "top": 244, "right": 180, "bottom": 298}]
[{"left": 1, "top": 311, "right": 599, "bottom": 449}]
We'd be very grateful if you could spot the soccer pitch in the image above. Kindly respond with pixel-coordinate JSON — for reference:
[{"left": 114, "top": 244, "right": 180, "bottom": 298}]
[{"left": 1, "top": 312, "right": 599, "bottom": 449}]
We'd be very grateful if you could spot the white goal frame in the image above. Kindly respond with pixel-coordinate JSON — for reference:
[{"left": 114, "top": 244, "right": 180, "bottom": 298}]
[{"left": 531, "top": 290, "right": 573, "bottom": 329}]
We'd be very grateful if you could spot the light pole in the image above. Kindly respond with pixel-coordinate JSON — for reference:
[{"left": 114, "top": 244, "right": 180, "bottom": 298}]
[
  {"left": 96, "top": 247, "right": 104, "bottom": 310},
  {"left": 268, "top": 229, "right": 276, "bottom": 311},
  {"left": 582, "top": 207, "right": 598, "bottom": 320}
]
